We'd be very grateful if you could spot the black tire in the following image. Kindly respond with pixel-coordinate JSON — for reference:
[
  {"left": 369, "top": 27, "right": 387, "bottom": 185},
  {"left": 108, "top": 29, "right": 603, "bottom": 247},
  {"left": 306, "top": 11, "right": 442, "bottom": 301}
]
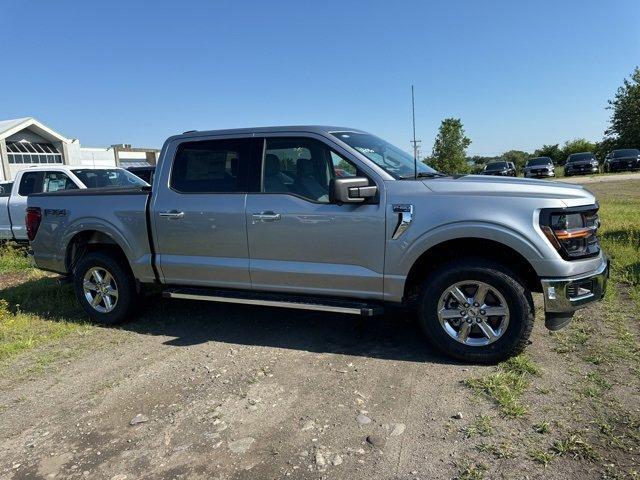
[
  {"left": 417, "top": 259, "right": 534, "bottom": 363},
  {"left": 73, "top": 251, "right": 136, "bottom": 325}
]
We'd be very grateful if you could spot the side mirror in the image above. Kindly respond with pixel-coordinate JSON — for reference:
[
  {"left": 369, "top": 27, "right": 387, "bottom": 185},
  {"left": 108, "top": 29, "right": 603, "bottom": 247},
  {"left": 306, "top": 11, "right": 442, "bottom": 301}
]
[{"left": 330, "top": 177, "right": 377, "bottom": 204}]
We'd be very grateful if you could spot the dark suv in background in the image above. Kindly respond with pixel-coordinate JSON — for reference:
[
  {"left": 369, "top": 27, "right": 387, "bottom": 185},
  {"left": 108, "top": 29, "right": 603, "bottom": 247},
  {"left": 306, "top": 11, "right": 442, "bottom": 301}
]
[
  {"left": 603, "top": 149, "right": 640, "bottom": 173},
  {"left": 481, "top": 161, "right": 517, "bottom": 176},
  {"left": 524, "top": 157, "right": 555, "bottom": 178},
  {"left": 564, "top": 152, "right": 599, "bottom": 176}
]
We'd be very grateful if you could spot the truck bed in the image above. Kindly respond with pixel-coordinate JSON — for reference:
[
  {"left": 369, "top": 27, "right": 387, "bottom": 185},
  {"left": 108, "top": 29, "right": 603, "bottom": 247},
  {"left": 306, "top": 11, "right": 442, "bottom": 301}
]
[{"left": 28, "top": 186, "right": 155, "bottom": 282}]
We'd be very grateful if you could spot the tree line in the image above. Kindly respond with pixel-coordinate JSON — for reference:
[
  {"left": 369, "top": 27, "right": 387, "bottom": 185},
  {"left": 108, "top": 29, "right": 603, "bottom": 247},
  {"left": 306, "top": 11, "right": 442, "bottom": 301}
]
[{"left": 426, "top": 67, "right": 640, "bottom": 174}]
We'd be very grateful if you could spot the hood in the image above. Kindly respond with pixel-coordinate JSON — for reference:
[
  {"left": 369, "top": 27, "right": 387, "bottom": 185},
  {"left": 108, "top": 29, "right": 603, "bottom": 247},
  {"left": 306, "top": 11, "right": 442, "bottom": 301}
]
[{"left": 422, "top": 175, "right": 595, "bottom": 206}]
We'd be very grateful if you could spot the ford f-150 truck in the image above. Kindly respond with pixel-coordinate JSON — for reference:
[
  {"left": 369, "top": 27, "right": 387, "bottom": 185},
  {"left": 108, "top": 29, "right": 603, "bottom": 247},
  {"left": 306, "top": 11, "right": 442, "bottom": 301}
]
[
  {"left": 1, "top": 165, "right": 147, "bottom": 242},
  {"left": 27, "top": 126, "right": 609, "bottom": 362}
]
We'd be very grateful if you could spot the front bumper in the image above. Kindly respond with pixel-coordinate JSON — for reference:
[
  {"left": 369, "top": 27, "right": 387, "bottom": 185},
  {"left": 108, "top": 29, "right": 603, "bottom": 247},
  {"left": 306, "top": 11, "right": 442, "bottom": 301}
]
[
  {"left": 540, "top": 255, "right": 609, "bottom": 329},
  {"left": 565, "top": 166, "right": 599, "bottom": 175},
  {"left": 525, "top": 170, "right": 555, "bottom": 178}
]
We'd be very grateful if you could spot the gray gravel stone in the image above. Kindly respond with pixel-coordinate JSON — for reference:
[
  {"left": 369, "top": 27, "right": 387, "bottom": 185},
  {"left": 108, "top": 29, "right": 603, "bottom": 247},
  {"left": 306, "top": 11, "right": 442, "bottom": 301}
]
[{"left": 129, "top": 414, "right": 149, "bottom": 426}]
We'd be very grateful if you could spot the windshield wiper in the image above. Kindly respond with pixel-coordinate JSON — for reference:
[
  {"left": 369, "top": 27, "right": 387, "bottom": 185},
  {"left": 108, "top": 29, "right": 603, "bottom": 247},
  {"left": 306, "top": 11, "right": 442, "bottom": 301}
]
[{"left": 400, "top": 172, "right": 447, "bottom": 179}]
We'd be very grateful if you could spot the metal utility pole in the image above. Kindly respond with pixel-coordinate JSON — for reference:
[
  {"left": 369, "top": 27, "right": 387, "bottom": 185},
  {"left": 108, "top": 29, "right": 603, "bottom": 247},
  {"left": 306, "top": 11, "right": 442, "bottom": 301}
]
[{"left": 410, "top": 85, "right": 421, "bottom": 178}]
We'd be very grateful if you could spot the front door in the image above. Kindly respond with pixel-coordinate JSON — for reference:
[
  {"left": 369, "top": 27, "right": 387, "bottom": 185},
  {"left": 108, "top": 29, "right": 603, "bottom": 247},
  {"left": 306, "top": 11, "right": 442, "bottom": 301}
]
[
  {"left": 246, "top": 136, "right": 386, "bottom": 299},
  {"left": 152, "top": 137, "right": 253, "bottom": 288}
]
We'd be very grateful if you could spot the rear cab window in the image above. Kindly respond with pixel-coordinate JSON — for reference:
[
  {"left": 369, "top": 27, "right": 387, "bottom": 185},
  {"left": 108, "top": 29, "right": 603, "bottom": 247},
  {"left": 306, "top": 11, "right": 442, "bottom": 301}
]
[{"left": 18, "top": 171, "right": 44, "bottom": 196}]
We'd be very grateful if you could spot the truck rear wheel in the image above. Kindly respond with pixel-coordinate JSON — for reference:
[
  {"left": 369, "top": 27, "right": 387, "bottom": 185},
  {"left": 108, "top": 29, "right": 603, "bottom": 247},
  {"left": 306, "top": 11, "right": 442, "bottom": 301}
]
[
  {"left": 73, "top": 251, "right": 136, "bottom": 325},
  {"left": 417, "top": 259, "right": 534, "bottom": 363}
]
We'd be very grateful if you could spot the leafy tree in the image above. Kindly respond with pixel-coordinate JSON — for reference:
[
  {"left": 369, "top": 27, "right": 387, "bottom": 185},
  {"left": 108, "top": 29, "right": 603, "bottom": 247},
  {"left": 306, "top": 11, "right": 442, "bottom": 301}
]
[
  {"left": 605, "top": 67, "right": 640, "bottom": 149},
  {"left": 594, "top": 138, "right": 617, "bottom": 161},
  {"left": 430, "top": 118, "right": 471, "bottom": 174},
  {"left": 533, "top": 144, "right": 562, "bottom": 164},
  {"left": 560, "top": 138, "right": 597, "bottom": 164},
  {"left": 501, "top": 150, "right": 531, "bottom": 171}
]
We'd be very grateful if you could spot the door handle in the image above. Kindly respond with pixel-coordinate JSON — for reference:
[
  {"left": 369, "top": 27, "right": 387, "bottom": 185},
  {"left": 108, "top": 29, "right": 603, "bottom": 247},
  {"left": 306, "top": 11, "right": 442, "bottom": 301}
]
[
  {"left": 159, "top": 210, "right": 185, "bottom": 219},
  {"left": 252, "top": 211, "right": 281, "bottom": 222}
]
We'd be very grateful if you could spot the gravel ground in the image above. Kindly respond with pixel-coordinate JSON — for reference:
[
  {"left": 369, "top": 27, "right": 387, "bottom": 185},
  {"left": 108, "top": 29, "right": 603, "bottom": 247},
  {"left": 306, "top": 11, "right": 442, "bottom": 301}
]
[{"left": 0, "top": 284, "right": 638, "bottom": 480}]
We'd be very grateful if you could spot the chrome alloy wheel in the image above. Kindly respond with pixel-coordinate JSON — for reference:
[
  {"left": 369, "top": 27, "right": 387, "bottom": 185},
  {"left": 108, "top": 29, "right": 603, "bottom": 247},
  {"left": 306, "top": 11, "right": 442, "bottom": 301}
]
[
  {"left": 437, "top": 280, "right": 510, "bottom": 346},
  {"left": 83, "top": 267, "right": 118, "bottom": 313}
]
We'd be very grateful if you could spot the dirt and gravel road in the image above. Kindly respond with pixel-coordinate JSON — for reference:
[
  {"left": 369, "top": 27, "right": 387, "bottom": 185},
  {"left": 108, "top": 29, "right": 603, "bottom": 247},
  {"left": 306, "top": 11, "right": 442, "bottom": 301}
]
[{"left": 1, "top": 285, "right": 638, "bottom": 480}]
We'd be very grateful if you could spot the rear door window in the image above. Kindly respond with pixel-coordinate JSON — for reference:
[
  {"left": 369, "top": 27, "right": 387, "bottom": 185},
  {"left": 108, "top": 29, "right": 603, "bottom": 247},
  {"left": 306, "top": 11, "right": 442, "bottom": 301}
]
[{"left": 170, "top": 138, "right": 252, "bottom": 193}]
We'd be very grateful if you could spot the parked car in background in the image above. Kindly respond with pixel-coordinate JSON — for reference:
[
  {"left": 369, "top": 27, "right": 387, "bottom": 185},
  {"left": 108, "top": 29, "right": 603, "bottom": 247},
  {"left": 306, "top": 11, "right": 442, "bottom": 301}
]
[
  {"left": 1, "top": 166, "right": 147, "bottom": 242},
  {"left": 127, "top": 165, "right": 156, "bottom": 184},
  {"left": 603, "top": 149, "right": 640, "bottom": 173},
  {"left": 28, "top": 126, "right": 608, "bottom": 363},
  {"left": 481, "top": 161, "right": 517, "bottom": 176},
  {"left": 524, "top": 157, "right": 555, "bottom": 178},
  {"left": 564, "top": 153, "right": 599, "bottom": 176}
]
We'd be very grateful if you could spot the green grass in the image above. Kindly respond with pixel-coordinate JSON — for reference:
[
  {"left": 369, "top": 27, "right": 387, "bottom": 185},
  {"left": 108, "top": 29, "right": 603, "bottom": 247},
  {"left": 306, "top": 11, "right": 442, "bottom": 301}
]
[
  {"left": 528, "top": 448, "right": 555, "bottom": 466},
  {"left": 475, "top": 441, "right": 516, "bottom": 459},
  {"left": 0, "top": 268, "right": 90, "bottom": 364},
  {"left": 0, "top": 298, "right": 90, "bottom": 362},
  {"left": 588, "top": 180, "right": 640, "bottom": 293},
  {"left": 456, "top": 463, "right": 486, "bottom": 480},
  {"left": 464, "top": 354, "right": 541, "bottom": 417},
  {"left": 552, "top": 434, "right": 599, "bottom": 461},
  {"left": 0, "top": 244, "right": 33, "bottom": 274},
  {"left": 533, "top": 421, "right": 551, "bottom": 434},
  {"left": 462, "top": 414, "right": 494, "bottom": 438}
]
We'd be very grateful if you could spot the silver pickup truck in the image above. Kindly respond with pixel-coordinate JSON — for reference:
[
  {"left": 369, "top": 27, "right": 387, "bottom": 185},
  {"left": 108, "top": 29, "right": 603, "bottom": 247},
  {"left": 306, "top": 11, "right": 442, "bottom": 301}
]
[
  {"left": 27, "top": 126, "right": 609, "bottom": 362},
  {"left": 1, "top": 166, "right": 147, "bottom": 242}
]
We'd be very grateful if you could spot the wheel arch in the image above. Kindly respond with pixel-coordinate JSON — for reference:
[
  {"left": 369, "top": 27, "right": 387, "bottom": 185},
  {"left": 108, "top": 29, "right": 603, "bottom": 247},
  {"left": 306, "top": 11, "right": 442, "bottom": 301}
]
[
  {"left": 65, "top": 229, "right": 133, "bottom": 280},
  {"left": 402, "top": 237, "right": 541, "bottom": 304}
]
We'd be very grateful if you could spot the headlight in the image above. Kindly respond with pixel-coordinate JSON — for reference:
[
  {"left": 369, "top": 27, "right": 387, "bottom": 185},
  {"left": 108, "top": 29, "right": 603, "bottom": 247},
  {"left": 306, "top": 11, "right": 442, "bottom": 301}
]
[{"left": 540, "top": 206, "right": 600, "bottom": 259}]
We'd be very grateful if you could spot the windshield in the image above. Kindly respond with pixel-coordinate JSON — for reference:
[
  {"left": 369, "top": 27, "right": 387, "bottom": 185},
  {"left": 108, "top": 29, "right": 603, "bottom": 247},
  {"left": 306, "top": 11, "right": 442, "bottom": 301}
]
[
  {"left": 72, "top": 169, "right": 148, "bottom": 188},
  {"left": 485, "top": 162, "right": 507, "bottom": 170},
  {"left": 330, "top": 131, "right": 437, "bottom": 178},
  {"left": 613, "top": 149, "right": 640, "bottom": 158},
  {"left": 526, "top": 158, "right": 552, "bottom": 167},
  {"left": 568, "top": 153, "right": 595, "bottom": 162}
]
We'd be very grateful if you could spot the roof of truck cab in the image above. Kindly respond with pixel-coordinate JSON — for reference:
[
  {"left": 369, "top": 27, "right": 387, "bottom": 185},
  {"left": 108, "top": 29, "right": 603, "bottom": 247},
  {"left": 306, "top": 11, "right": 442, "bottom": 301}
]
[{"left": 171, "top": 125, "right": 368, "bottom": 141}]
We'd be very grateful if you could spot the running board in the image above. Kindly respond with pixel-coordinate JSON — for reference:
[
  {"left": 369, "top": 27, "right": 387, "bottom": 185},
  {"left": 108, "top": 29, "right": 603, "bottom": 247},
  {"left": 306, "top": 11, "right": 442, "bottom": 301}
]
[{"left": 162, "top": 288, "right": 383, "bottom": 316}]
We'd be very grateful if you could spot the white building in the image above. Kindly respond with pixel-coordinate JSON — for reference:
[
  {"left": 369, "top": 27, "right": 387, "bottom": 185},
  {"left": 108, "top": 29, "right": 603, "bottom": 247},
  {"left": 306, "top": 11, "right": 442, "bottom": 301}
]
[{"left": 0, "top": 117, "right": 159, "bottom": 181}]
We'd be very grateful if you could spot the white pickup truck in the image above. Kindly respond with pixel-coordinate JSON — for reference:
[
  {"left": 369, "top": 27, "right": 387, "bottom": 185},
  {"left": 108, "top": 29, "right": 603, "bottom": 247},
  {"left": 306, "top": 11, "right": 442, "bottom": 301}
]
[{"left": 0, "top": 166, "right": 147, "bottom": 242}]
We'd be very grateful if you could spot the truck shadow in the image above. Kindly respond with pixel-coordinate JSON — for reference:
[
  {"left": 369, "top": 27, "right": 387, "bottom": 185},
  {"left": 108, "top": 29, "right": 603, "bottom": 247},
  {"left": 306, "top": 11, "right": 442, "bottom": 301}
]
[{"left": 0, "top": 276, "right": 454, "bottom": 365}]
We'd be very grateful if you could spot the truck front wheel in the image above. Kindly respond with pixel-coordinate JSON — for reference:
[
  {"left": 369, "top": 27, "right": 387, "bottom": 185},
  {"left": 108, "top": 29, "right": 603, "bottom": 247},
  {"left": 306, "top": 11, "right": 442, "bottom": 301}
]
[
  {"left": 417, "top": 259, "right": 534, "bottom": 363},
  {"left": 73, "top": 251, "right": 136, "bottom": 325}
]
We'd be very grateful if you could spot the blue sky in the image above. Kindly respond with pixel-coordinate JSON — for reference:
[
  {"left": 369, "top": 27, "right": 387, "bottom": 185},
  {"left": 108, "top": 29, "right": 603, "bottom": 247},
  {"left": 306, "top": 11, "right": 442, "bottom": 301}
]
[{"left": 1, "top": 0, "right": 638, "bottom": 156}]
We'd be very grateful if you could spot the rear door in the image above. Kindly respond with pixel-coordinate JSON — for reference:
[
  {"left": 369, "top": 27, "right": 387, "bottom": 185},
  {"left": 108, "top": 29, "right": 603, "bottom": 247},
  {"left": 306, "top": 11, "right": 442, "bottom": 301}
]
[
  {"left": 152, "top": 136, "right": 255, "bottom": 288},
  {"left": 245, "top": 135, "right": 386, "bottom": 299}
]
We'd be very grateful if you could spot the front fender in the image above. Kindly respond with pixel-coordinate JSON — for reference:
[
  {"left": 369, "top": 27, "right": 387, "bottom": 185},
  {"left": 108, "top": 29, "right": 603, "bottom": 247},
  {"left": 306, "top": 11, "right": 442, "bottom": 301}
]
[
  {"left": 383, "top": 220, "right": 551, "bottom": 303},
  {"left": 398, "top": 220, "right": 545, "bottom": 274}
]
